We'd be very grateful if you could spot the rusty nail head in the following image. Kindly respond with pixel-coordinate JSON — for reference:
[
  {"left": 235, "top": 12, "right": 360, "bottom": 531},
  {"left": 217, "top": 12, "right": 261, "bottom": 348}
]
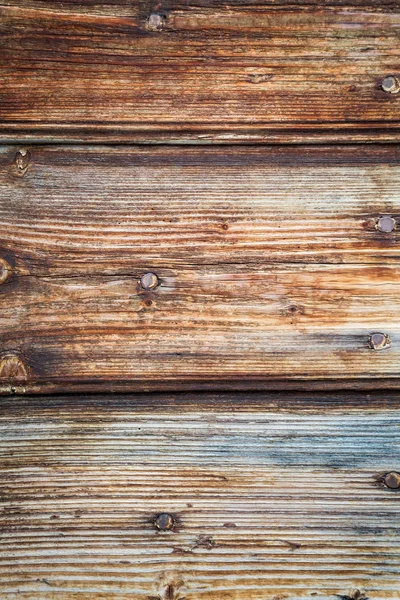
[
  {"left": 140, "top": 272, "right": 159, "bottom": 290},
  {"left": 384, "top": 472, "right": 400, "bottom": 489},
  {"left": 377, "top": 215, "right": 396, "bottom": 233},
  {"left": 155, "top": 513, "right": 175, "bottom": 531},
  {"left": 369, "top": 332, "right": 390, "bottom": 351},
  {"left": 15, "top": 148, "right": 31, "bottom": 173},
  {"left": 0, "top": 353, "right": 29, "bottom": 382},
  {"left": 381, "top": 76, "right": 400, "bottom": 94},
  {"left": 0, "top": 257, "right": 11, "bottom": 286},
  {"left": 147, "top": 13, "right": 164, "bottom": 30}
]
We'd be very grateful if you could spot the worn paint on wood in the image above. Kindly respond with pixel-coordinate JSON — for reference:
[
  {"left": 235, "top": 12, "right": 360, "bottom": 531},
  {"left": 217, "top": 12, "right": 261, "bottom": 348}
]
[
  {"left": 0, "top": 392, "right": 399, "bottom": 599},
  {"left": 1, "top": 145, "right": 400, "bottom": 391},
  {"left": 0, "top": 1, "right": 399, "bottom": 142}
]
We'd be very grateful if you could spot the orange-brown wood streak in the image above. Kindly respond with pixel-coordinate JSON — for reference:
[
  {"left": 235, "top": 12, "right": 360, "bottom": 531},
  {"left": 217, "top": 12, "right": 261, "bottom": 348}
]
[
  {"left": 0, "top": 1, "right": 399, "bottom": 142},
  {"left": 1, "top": 145, "right": 400, "bottom": 391}
]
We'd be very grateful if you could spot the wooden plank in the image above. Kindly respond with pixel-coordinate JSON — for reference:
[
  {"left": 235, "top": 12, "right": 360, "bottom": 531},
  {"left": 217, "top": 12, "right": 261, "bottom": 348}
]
[
  {"left": 3, "top": 264, "right": 400, "bottom": 391},
  {"left": 0, "top": 2, "right": 399, "bottom": 142},
  {"left": 2, "top": 144, "right": 400, "bottom": 272},
  {"left": 0, "top": 392, "right": 399, "bottom": 599},
  {"left": 1, "top": 144, "right": 400, "bottom": 392}
]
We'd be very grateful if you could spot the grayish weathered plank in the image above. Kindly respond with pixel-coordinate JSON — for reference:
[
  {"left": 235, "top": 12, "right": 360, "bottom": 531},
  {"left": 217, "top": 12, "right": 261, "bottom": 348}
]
[{"left": 0, "top": 392, "right": 399, "bottom": 599}]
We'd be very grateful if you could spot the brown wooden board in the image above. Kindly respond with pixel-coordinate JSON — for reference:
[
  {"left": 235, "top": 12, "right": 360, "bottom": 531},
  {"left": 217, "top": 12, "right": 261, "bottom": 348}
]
[
  {"left": 1, "top": 144, "right": 400, "bottom": 392},
  {"left": 0, "top": 1, "right": 400, "bottom": 142},
  {"left": 0, "top": 391, "right": 399, "bottom": 599}
]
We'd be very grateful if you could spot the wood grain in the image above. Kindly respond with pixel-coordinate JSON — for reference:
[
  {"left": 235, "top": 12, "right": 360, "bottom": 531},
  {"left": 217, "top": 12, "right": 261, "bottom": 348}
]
[
  {"left": 1, "top": 144, "right": 400, "bottom": 392},
  {"left": 0, "top": 392, "right": 399, "bottom": 599},
  {"left": 2, "top": 144, "right": 400, "bottom": 273},
  {"left": 0, "top": 1, "right": 399, "bottom": 142}
]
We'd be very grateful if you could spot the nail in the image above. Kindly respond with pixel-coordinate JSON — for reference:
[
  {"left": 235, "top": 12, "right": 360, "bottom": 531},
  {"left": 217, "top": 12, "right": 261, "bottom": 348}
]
[
  {"left": 140, "top": 272, "right": 159, "bottom": 290},
  {"left": 154, "top": 513, "right": 175, "bottom": 531},
  {"left": 346, "top": 590, "right": 367, "bottom": 600},
  {"left": 381, "top": 76, "right": 400, "bottom": 94},
  {"left": 0, "top": 257, "right": 12, "bottom": 286},
  {"left": 14, "top": 149, "right": 31, "bottom": 175},
  {"left": 0, "top": 353, "right": 28, "bottom": 382},
  {"left": 377, "top": 215, "right": 396, "bottom": 233},
  {"left": 369, "top": 332, "right": 390, "bottom": 350},
  {"left": 384, "top": 472, "right": 400, "bottom": 489},
  {"left": 147, "top": 13, "right": 164, "bottom": 30}
]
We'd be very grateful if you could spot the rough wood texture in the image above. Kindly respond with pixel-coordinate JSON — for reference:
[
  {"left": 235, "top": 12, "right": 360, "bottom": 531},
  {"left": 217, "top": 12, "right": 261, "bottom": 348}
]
[
  {"left": 0, "top": 1, "right": 399, "bottom": 142},
  {"left": 0, "top": 391, "right": 399, "bottom": 599},
  {"left": 2, "top": 144, "right": 400, "bottom": 392}
]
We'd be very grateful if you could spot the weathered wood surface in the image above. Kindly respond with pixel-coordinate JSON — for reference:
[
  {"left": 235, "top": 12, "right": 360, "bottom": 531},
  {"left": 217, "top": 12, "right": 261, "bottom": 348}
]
[
  {"left": 0, "top": 1, "right": 400, "bottom": 142},
  {"left": 0, "top": 392, "right": 399, "bottom": 599},
  {"left": 4, "top": 145, "right": 400, "bottom": 271},
  {"left": 2, "top": 144, "right": 400, "bottom": 392}
]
